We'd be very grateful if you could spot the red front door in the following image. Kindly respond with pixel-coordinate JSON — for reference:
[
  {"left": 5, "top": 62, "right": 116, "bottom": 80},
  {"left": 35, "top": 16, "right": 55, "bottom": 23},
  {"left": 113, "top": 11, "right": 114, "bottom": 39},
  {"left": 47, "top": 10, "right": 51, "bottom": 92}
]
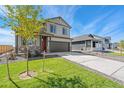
[{"left": 42, "top": 36, "right": 47, "bottom": 52}]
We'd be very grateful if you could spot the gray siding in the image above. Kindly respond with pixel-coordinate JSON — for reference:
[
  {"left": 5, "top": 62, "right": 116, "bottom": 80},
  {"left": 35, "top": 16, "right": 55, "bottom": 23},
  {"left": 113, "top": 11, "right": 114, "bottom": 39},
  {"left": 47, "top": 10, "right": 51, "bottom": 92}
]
[
  {"left": 46, "top": 22, "right": 70, "bottom": 38},
  {"left": 72, "top": 40, "right": 92, "bottom": 51},
  {"left": 72, "top": 44, "right": 84, "bottom": 51}
]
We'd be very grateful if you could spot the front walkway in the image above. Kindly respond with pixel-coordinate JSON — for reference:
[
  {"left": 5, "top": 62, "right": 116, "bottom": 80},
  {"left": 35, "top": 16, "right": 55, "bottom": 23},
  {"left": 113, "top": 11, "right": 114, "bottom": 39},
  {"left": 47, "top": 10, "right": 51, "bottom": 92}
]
[{"left": 62, "top": 54, "right": 124, "bottom": 84}]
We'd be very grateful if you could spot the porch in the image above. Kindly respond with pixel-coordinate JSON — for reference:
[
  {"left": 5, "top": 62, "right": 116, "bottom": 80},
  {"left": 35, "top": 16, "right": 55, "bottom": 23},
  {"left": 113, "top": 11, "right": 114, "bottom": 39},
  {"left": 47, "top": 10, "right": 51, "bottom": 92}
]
[
  {"left": 15, "top": 31, "right": 71, "bottom": 56},
  {"left": 15, "top": 31, "right": 53, "bottom": 56},
  {"left": 72, "top": 40, "right": 103, "bottom": 51}
]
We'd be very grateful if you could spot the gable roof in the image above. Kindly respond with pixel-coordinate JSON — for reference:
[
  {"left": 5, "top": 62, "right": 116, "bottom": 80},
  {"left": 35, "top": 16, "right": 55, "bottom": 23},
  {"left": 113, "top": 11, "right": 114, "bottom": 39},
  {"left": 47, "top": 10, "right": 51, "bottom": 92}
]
[
  {"left": 72, "top": 34, "right": 106, "bottom": 42},
  {"left": 45, "top": 16, "right": 72, "bottom": 28}
]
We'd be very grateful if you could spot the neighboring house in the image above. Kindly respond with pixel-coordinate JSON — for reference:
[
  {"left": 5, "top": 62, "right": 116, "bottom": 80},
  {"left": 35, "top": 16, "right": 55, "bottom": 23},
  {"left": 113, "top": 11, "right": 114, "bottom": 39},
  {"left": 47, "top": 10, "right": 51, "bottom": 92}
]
[
  {"left": 72, "top": 34, "right": 111, "bottom": 51},
  {"left": 110, "top": 42, "right": 119, "bottom": 49},
  {"left": 15, "top": 16, "right": 72, "bottom": 53}
]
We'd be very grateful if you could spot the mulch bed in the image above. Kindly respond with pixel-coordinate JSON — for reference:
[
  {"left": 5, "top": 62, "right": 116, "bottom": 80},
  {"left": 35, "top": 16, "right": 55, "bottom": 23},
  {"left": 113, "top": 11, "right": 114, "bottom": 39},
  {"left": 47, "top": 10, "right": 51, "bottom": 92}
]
[{"left": 19, "top": 71, "right": 37, "bottom": 80}]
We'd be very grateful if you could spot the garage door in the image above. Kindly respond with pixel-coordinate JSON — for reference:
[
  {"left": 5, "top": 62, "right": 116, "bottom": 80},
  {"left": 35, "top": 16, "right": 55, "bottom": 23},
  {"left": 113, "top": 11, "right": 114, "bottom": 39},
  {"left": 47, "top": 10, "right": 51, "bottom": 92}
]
[{"left": 49, "top": 41, "right": 70, "bottom": 52}]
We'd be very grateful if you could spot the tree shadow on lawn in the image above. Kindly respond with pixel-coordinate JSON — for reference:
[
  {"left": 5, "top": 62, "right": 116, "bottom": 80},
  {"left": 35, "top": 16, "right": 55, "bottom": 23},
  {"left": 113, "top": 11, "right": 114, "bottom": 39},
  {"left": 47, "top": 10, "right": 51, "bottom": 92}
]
[
  {"left": 9, "top": 78, "right": 20, "bottom": 88},
  {"left": 7, "top": 72, "right": 87, "bottom": 88},
  {"left": 32, "top": 74, "right": 87, "bottom": 88},
  {"left": 28, "top": 55, "right": 60, "bottom": 61}
]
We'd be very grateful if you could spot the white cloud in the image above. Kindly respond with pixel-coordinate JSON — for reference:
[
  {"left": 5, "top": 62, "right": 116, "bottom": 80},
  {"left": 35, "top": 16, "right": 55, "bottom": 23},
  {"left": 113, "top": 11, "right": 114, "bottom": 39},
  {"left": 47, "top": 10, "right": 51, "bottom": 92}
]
[
  {"left": 99, "top": 10, "right": 124, "bottom": 36},
  {"left": 0, "top": 28, "right": 15, "bottom": 46},
  {"left": 0, "top": 28, "right": 13, "bottom": 36},
  {"left": 100, "top": 22, "right": 121, "bottom": 36},
  {"left": 62, "top": 6, "right": 80, "bottom": 25},
  {"left": 74, "top": 10, "right": 114, "bottom": 35},
  {"left": 0, "top": 5, "right": 7, "bottom": 17},
  {"left": 0, "top": 37, "right": 15, "bottom": 46},
  {"left": 43, "top": 5, "right": 80, "bottom": 25},
  {"left": 0, "top": 6, "right": 15, "bottom": 46}
]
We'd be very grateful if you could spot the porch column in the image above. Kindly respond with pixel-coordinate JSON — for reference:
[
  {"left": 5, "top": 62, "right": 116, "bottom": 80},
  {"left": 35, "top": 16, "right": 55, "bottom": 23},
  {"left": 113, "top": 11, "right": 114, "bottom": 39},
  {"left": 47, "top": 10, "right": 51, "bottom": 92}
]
[
  {"left": 15, "top": 35, "right": 18, "bottom": 54},
  {"left": 85, "top": 41, "right": 86, "bottom": 51},
  {"left": 39, "top": 35, "right": 42, "bottom": 50},
  {"left": 70, "top": 41, "right": 72, "bottom": 51},
  {"left": 47, "top": 37, "right": 50, "bottom": 52},
  {"left": 91, "top": 40, "right": 93, "bottom": 51}
]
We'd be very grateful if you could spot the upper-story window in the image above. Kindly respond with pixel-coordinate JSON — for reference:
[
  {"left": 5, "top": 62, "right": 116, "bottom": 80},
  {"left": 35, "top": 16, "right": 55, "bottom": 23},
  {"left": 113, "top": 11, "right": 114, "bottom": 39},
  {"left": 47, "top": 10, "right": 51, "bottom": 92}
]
[
  {"left": 105, "top": 39, "right": 109, "bottom": 43},
  {"left": 62, "top": 28, "right": 68, "bottom": 35},
  {"left": 50, "top": 24, "right": 56, "bottom": 33}
]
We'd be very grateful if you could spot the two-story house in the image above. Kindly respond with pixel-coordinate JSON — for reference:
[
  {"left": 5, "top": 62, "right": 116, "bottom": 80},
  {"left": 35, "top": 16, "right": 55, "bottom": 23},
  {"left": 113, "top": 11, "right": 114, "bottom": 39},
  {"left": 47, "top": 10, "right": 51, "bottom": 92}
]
[
  {"left": 15, "top": 17, "right": 72, "bottom": 53},
  {"left": 72, "top": 34, "right": 111, "bottom": 51}
]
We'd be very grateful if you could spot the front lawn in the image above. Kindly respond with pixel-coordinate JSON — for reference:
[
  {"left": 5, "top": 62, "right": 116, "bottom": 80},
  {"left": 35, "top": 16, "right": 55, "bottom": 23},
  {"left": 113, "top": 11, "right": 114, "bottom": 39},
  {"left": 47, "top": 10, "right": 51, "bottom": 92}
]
[
  {"left": 108, "top": 52, "right": 124, "bottom": 56},
  {"left": 0, "top": 58, "right": 123, "bottom": 88}
]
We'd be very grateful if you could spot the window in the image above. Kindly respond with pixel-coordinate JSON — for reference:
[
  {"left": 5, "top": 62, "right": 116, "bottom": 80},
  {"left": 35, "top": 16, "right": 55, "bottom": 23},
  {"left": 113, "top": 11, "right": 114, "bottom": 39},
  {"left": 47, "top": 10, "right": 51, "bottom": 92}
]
[
  {"left": 50, "top": 24, "right": 56, "bottom": 33},
  {"left": 86, "top": 40, "right": 91, "bottom": 47},
  {"left": 72, "top": 41, "right": 85, "bottom": 44},
  {"left": 62, "top": 28, "right": 68, "bottom": 35},
  {"left": 22, "top": 40, "right": 26, "bottom": 45},
  {"left": 21, "top": 38, "right": 26, "bottom": 45},
  {"left": 93, "top": 42, "right": 96, "bottom": 47},
  {"left": 28, "top": 40, "right": 34, "bottom": 45},
  {"left": 105, "top": 39, "right": 109, "bottom": 43}
]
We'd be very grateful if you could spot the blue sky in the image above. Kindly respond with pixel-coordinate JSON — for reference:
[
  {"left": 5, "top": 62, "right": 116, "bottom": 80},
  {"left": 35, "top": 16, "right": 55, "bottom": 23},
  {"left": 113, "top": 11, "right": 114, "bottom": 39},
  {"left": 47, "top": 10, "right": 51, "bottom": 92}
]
[{"left": 0, "top": 5, "right": 124, "bottom": 46}]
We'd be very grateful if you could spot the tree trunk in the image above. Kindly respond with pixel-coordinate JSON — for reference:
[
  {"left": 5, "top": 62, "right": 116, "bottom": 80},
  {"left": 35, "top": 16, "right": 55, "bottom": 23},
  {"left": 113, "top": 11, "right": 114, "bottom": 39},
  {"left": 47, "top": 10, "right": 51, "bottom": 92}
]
[
  {"left": 6, "top": 53, "right": 11, "bottom": 80},
  {"left": 42, "top": 60, "right": 45, "bottom": 72},
  {"left": 26, "top": 45, "right": 29, "bottom": 75},
  {"left": 42, "top": 50, "right": 45, "bottom": 72}
]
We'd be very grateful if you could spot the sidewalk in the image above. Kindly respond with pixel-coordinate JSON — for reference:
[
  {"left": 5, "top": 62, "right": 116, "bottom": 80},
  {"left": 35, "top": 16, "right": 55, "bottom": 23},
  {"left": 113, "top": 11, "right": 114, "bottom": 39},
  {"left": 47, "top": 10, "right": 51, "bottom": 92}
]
[{"left": 80, "top": 50, "right": 124, "bottom": 62}]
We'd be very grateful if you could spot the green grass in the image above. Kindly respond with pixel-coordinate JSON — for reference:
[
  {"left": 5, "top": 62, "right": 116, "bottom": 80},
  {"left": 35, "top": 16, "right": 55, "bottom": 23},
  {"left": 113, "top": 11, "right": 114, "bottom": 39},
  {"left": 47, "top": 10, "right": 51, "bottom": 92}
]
[
  {"left": 0, "top": 58, "right": 123, "bottom": 88},
  {"left": 108, "top": 52, "right": 124, "bottom": 56}
]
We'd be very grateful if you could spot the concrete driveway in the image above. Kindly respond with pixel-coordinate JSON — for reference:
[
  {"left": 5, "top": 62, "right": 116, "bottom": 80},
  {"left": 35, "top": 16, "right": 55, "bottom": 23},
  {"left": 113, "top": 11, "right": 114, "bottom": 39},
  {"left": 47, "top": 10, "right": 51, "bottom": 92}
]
[{"left": 62, "top": 54, "right": 124, "bottom": 84}]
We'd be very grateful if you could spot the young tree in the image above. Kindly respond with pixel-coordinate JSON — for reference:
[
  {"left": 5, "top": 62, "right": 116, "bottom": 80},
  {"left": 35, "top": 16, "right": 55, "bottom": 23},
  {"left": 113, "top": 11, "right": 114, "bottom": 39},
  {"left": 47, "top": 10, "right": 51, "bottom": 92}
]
[
  {"left": 1, "top": 5, "right": 45, "bottom": 75},
  {"left": 119, "top": 40, "right": 124, "bottom": 55},
  {"left": 0, "top": 8, "right": 12, "bottom": 80}
]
